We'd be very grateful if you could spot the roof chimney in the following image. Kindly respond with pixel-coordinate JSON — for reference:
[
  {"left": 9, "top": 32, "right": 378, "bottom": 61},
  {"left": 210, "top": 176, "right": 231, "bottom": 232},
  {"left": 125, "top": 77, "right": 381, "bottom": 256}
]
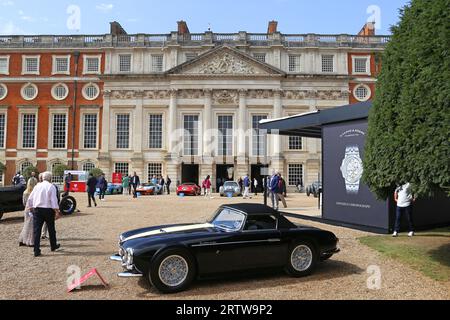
[
  {"left": 358, "top": 22, "right": 376, "bottom": 36},
  {"left": 268, "top": 20, "right": 278, "bottom": 34},
  {"left": 110, "top": 21, "right": 127, "bottom": 35},
  {"left": 177, "top": 20, "right": 190, "bottom": 35}
]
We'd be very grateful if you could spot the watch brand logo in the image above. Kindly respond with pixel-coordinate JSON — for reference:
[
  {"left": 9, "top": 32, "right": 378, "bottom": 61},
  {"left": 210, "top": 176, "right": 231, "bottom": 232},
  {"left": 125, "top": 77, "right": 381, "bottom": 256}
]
[
  {"left": 340, "top": 129, "right": 365, "bottom": 138},
  {"left": 340, "top": 145, "right": 364, "bottom": 195}
]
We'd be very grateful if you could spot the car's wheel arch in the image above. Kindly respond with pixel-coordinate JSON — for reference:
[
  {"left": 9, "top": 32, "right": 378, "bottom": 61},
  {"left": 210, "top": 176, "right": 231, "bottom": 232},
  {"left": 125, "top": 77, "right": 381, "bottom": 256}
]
[{"left": 151, "top": 244, "right": 199, "bottom": 275}]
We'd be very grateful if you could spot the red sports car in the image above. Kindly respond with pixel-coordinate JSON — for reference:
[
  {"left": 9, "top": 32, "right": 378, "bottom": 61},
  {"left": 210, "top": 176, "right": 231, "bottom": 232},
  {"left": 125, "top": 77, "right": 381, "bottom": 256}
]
[{"left": 177, "top": 183, "right": 202, "bottom": 196}]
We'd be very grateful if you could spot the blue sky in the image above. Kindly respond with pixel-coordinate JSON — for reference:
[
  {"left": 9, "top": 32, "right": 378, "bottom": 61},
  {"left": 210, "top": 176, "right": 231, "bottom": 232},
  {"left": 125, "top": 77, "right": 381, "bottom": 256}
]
[{"left": 0, "top": 0, "right": 410, "bottom": 35}]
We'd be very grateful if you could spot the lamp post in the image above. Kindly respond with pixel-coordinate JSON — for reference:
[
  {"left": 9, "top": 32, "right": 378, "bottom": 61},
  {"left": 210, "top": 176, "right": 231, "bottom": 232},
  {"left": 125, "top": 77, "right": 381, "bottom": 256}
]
[{"left": 71, "top": 51, "right": 80, "bottom": 170}]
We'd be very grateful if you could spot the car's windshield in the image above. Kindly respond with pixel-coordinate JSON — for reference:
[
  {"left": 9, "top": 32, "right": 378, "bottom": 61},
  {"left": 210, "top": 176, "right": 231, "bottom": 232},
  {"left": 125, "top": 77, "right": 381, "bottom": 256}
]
[
  {"left": 211, "top": 208, "right": 245, "bottom": 232},
  {"left": 224, "top": 182, "right": 238, "bottom": 187}
]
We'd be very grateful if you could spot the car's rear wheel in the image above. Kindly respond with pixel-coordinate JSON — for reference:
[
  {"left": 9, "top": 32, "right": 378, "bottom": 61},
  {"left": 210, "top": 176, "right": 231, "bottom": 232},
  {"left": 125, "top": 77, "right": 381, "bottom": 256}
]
[
  {"left": 149, "top": 248, "right": 196, "bottom": 294},
  {"left": 60, "top": 196, "right": 77, "bottom": 215},
  {"left": 285, "top": 241, "right": 318, "bottom": 277}
]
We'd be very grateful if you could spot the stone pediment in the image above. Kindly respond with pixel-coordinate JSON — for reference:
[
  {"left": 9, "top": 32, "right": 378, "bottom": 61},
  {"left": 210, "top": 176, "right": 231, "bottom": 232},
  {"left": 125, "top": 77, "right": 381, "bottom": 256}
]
[{"left": 167, "top": 45, "right": 285, "bottom": 76}]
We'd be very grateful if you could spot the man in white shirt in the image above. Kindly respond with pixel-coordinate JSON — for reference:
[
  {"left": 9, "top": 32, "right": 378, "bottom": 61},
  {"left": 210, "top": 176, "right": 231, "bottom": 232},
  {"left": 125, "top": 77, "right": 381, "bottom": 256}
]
[
  {"left": 27, "top": 171, "right": 62, "bottom": 257},
  {"left": 393, "top": 182, "right": 415, "bottom": 237}
]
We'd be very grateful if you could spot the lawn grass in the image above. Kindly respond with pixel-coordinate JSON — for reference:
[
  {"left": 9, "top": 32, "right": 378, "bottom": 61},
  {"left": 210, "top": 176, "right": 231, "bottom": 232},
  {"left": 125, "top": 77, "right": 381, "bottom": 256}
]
[{"left": 359, "top": 227, "right": 450, "bottom": 282}]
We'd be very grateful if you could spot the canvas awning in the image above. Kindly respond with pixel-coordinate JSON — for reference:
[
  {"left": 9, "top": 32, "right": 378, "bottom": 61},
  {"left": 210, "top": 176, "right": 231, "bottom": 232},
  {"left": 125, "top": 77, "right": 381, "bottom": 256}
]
[{"left": 259, "top": 101, "right": 372, "bottom": 138}]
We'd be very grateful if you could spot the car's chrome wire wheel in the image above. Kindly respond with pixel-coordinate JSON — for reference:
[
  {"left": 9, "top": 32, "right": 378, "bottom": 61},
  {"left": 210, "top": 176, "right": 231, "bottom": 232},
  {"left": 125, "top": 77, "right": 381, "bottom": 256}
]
[
  {"left": 158, "top": 255, "right": 189, "bottom": 287},
  {"left": 291, "top": 245, "right": 313, "bottom": 272}
]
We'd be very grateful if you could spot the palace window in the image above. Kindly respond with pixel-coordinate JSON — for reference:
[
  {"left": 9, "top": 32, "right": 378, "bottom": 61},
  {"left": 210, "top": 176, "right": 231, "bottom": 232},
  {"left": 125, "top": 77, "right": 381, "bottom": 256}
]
[
  {"left": 289, "top": 136, "right": 303, "bottom": 150},
  {"left": 0, "top": 83, "right": 7, "bottom": 100},
  {"left": 82, "top": 83, "right": 100, "bottom": 101},
  {"left": 288, "top": 55, "right": 301, "bottom": 72},
  {"left": 114, "top": 163, "right": 129, "bottom": 177},
  {"left": 21, "top": 83, "right": 38, "bottom": 101},
  {"left": 84, "top": 55, "right": 101, "bottom": 74},
  {"left": 354, "top": 84, "right": 371, "bottom": 102},
  {"left": 218, "top": 115, "right": 233, "bottom": 156},
  {"left": 22, "top": 114, "right": 36, "bottom": 148},
  {"left": 83, "top": 114, "right": 98, "bottom": 149},
  {"left": 151, "top": 55, "right": 164, "bottom": 72},
  {"left": 321, "top": 55, "right": 334, "bottom": 73},
  {"left": 82, "top": 162, "right": 96, "bottom": 173},
  {"left": 53, "top": 55, "right": 70, "bottom": 74},
  {"left": 119, "top": 54, "right": 132, "bottom": 72},
  {"left": 148, "top": 163, "right": 163, "bottom": 182},
  {"left": 149, "top": 114, "right": 163, "bottom": 149},
  {"left": 116, "top": 114, "right": 130, "bottom": 149},
  {"left": 288, "top": 164, "right": 304, "bottom": 186},
  {"left": 0, "top": 56, "right": 10, "bottom": 74},
  {"left": 0, "top": 113, "right": 5, "bottom": 148},
  {"left": 253, "top": 53, "right": 266, "bottom": 63},
  {"left": 23, "top": 56, "right": 40, "bottom": 74},
  {"left": 252, "top": 115, "right": 268, "bottom": 156},
  {"left": 52, "top": 114, "right": 67, "bottom": 149},
  {"left": 353, "top": 57, "right": 369, "bottom": 74},
  {"left": 51, "top": 83, "right": 69, "bottom": 100},
  {"left": 183, "top": 115, "right": 199, "bottom": 156}
]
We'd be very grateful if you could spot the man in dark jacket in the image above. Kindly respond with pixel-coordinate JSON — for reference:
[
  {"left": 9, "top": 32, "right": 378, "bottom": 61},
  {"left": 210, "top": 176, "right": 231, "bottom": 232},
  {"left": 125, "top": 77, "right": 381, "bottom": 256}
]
[
  {"left": 87, "top": 174, "right": 97, "bottom": 207},
  {"left": 97, "top": 174, "right": 107, "bottom": 201},
  {"left": 166, "top": 176, "right": 172, "bottom": 195},
  {"left": 269, "top": 172, "right": 281, "bottom": 210},
  {"left": 131, "top": 172, "right": 140, "bottom": 198}
]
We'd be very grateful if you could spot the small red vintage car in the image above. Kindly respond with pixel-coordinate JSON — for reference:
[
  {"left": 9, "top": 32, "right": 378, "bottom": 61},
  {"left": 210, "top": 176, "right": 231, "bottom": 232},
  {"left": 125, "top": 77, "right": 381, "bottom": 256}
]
[{"left": 176, "top": 183, "right": 202, "bottom": 196}]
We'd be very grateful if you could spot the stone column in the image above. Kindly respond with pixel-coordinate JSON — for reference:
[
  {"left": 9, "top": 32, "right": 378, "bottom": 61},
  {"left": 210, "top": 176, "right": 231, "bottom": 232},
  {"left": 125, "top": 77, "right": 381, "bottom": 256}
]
[
  {"left": 201, "top": 89, "right": 214, "bottom": 186},
  {"left": 99, "top": 90, "right": 112, "bottom": 178},
  {"left": 167, "top": 89, "right": 178, "bottom": 154},
  {"left": 203, "top": 89, "right": 212, "bottom": 157},
  {"left": 271, "top": 89, "right": 284, "bottom": 176},
  {"left": 236, "top": 89, "right": 248, "bottom": 178},
  {"left": 166, "top": 89, "right": 179, "bottom": 191},
  {"left": 131, "top": 91, "right": 144, "bottom": 179}
]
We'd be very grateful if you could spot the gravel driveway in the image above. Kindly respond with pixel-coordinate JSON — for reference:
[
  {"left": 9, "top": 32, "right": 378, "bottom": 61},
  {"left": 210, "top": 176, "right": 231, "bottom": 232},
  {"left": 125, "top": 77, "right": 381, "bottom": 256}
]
[{"left": 1, "top": 193, "right": 448, "bottom": 300}]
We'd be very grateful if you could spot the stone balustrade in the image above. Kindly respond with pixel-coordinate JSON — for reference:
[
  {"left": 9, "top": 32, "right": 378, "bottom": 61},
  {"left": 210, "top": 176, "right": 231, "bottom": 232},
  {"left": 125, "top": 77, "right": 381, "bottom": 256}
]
[{"left": 0, "top": 32, "right": 391, "bottom": 49}]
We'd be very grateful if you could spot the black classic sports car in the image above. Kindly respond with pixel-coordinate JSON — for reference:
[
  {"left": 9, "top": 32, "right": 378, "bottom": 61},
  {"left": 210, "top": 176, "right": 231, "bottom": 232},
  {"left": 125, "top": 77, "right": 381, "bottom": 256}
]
[{"left": 111, "top": 203, "right": 340, "bottom": 293}]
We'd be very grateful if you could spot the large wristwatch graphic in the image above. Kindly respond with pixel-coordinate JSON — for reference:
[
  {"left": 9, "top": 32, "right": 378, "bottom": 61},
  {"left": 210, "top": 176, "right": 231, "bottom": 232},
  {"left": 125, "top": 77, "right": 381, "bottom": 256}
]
[{"left": 340, "top": 145, "right": 364, "bottom": 195}]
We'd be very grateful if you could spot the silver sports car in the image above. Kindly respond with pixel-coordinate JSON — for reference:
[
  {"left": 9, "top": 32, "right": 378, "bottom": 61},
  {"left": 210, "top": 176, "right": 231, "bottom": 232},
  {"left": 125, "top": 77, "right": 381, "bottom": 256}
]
[{"left": 219, "top": 181, "right": 242, "bottom": 197}]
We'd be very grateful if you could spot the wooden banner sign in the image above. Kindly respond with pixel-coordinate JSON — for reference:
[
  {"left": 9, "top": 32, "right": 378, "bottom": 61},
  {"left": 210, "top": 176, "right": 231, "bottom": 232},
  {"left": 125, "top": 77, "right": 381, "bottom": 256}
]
[{"left": 67, "top": 268, "right": 109, "bottom": 293}]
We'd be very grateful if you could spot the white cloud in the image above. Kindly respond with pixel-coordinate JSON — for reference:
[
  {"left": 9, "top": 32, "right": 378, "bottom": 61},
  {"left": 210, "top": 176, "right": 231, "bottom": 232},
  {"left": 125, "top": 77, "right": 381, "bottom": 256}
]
[
  {"left": 0, "top": 0, "right": 15, "bottom": 6},
  {"left": 96, "top": 3, "right": 114, "bottom": 13},
  {"left": 0, "top": 21, "right": 25, "bottom": 35}
]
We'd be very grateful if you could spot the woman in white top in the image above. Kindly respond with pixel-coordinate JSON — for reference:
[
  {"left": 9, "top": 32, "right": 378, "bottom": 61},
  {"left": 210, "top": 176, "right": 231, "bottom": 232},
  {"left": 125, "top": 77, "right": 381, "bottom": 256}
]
[{"left": 19, "top": 178, "right": 38, "bottom": 247}]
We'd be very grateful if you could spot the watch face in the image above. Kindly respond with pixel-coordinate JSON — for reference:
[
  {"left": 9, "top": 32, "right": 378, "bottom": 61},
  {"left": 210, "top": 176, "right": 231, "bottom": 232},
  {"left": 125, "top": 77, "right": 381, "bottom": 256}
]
[{"left": 341, "top": 156, "right": 363, "bottom": 184}]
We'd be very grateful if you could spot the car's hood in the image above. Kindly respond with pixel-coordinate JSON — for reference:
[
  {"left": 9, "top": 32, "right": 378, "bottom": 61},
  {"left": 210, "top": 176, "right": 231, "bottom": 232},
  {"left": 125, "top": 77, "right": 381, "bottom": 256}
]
[{"left": 120, "top": 223, "right": 215, "bottom": 243}]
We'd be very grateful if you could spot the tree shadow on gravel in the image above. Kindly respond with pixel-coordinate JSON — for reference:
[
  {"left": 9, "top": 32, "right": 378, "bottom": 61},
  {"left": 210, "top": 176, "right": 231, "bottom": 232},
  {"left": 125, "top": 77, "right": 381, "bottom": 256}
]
[
  {"left": 135, "top": 260, "right": 364, "bottom": 298},
  {"left": 429, "top": 243, "right": 450, "bottom": 268}
]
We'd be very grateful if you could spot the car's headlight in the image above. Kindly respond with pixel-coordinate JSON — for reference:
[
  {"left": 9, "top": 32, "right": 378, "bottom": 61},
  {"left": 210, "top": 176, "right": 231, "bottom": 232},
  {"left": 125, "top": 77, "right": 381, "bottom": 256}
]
[
  {"left": 126, "top": 248, "right": 134, "bottom": 269},
  {"left": 234, "top": 187, "right": 240, "bottom": 192}
]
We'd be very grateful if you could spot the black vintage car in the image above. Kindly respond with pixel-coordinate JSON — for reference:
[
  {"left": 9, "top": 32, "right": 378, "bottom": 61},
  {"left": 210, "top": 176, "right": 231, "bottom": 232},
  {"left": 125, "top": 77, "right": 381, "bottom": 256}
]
[
  {"left": 111, "top": 203, "right": 340, "bottom": 293},
  {"left": 0, "top": 185, "right": 77, "bottom": 221},
  {"left": 0, "top": 185, "right": 26, "bottom": 220}
]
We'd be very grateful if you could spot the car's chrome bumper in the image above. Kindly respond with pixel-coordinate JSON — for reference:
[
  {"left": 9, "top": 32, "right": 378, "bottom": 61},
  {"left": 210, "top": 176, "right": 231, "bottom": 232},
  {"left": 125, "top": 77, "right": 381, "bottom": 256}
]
[
  {"left": 110, "top": 254, "right": 122, "bottom": 262},
  {"left": 118, "top": 271, "right": 143, "bottom": 278}
]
